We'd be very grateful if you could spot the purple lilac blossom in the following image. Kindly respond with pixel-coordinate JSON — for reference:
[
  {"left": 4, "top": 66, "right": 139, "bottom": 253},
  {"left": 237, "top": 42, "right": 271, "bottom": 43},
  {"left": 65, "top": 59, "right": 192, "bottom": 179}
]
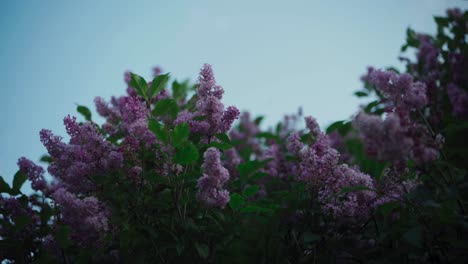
[
  {"left": 197, "top": 148, "right": 231, "bottom": 208},
  {"left": 17, "top": 157, "right": 47, "bottom": 192},
  {"left": 261, "top": 143, "right": 288, "bottom": 178},
  {"left": 416, "top": 34, "right": 440, "bottom": 75},
  {"left": 52, "top": 187, "right": 109, "bottom": 245},
  {"left": 353, "top": 111, "right": 413, "bottom": 163},
  {"left": 229, "top": 112, "right": 262, "bottom": 156},
  {"left": 40, "top": 116, "right": 123, "bottom": 193},
  {"left": 447, "top": 83, "right": 468, "bottom": 118},
  {"left": 288, "top": 117, "right": 377, "bottom": 222},
  {"left": 367, "top": 69, "right": 428, "bottom": 113},
  {"left": 224, "top": 148, "right": 242, "bottom": 178},
  {"left": 175, "top": 64, "right": 239, "bottom": 136}
]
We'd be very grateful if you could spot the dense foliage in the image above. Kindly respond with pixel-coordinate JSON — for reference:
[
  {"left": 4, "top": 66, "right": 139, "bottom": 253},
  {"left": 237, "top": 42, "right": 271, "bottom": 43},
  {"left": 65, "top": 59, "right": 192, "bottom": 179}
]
[{"left": 1, "top": 8, "right": 467, "bottom": 263}]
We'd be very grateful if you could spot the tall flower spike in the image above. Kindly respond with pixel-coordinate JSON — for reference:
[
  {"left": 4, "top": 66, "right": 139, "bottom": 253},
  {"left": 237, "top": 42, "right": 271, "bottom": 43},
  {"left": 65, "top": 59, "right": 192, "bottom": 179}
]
[
  {"left": 197, "top": 148, "right": 230, "bottom": 208},
  {"left": 17, "top": 157, "right": 47, "bottom": 191},
  {"left": 179, "top": 63, "right": 240, "bottom": 135}
]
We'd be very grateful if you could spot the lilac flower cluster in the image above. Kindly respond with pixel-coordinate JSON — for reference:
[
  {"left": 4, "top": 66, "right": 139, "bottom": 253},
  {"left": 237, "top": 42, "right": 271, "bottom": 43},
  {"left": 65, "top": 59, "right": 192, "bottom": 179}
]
[
  {"left": 175, "top": 64, "right": 240, "bottom": 137},
  {"left": 447, "top": 83, "right": 468, "bottom": 118},
  {"left": 197, "top": 148, "right": 230, "bottom": 208},
  {"left": 17, "top": 157, "right": 47, "bottom": 192},
  {"left": 372, "top": 168, "right": 419, "bottom": 208},
  {"left": 416, "top": 34, "right": 440, "bottom": 77},
  {"left": 286, "top": 117, "right": 376, "bottom": 222},
  {"left": 120, "top": 96, "right": 158, "bottom": 149},
  {"left": 261, "top": 143, "right": 288, "bottom": 179},
  {"left": 353, "top": 112, "right": 413, "bottom": 163},
  {"left": 40, "top": 116, "right": 123, "bottom": 193},
  {"left": 354, "top": 111, "right": 440, "bottom": 165},
  {"left": 367, "top": 69, "right": 428, "bottom": 114},
  {"left": 229, "top": 112, "right": 262, "bottom": 156},
  {"left": 35, "top": 115, "right": 123, "bottom": 246},
  {"left": 0, "top": 196, "right": 39, "bottom": 243},
  {"left": 52, "top": 187, "right": 109, "bottom": 246}
]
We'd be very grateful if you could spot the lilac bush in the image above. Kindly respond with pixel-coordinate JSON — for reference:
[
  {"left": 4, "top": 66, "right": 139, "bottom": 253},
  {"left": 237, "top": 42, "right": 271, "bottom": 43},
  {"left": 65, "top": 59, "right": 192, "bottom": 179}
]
[{"left": 1, "top": 8, "right": 467, "bottom": 263}]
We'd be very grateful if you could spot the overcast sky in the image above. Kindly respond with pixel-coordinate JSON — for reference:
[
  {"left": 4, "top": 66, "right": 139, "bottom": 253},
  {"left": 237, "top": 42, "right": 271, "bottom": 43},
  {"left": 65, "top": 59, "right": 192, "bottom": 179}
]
[{"left": 1, "top": 0, "right": 467, "bottom": 185}]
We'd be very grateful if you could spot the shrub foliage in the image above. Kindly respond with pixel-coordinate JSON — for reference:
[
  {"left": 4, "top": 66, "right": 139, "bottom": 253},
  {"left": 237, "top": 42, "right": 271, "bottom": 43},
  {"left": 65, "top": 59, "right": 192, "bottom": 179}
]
[{"left": 1, "top": 8, "right": 467, "bottom": 264}]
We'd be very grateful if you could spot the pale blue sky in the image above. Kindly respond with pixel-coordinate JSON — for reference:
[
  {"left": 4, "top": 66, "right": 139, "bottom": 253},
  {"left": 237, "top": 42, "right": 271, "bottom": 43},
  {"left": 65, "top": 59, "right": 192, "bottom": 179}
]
[{"left": 1, "top": 0, "right": 467, "bottom": 184}]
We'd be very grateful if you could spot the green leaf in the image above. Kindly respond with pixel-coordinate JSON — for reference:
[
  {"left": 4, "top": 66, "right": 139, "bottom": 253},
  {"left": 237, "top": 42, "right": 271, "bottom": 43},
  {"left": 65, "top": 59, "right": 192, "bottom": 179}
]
[
  {"left": 0, "top": 176, "right": 11, "bottom": 194},
  {"left": 340, "top": 185, "right": 373, "bottom": 194},
  {"left": 205, "top": 141, "right": 233, "bottom": 150},
  {"left": 326, "top": 120, "right": 345, "bottom": 134},
  {"left": 238, "top": 160, "right": 271, "bottom": 181},
  {"left": 171, "top": 123, "right": 190, "bottom": 148},
  {"left": 405, "top": 27, "right": 420, "bottom": 48},
  {"left": 40, "top": 203, "right": 53, "bottom": 223},
  {"left": 364, "top": 100, "right": 381, "bottom": 113},
  {"left": 55, "top": 225, "right": 72, "bottom": 248},
  {"left": 240, "top": 205, "right": 273, "bottom": 214},
  {"left": 250, "top": 172, "right": 269, "bottom": 181},
  {"left": 40, "top": 155, "right": 53, "bottom": 163},
  {"left": 403, "top": 226, "right": 422, "bottom": 247},
  {"left": 354, "top": 91, "right": 369, "bottom": 97},
  {"left": 215, "top": 133, "right": 231, "bottom": 144},
  {"left": 14, "top": 214, "right": 32, "bottom": 229},
  {"left": 377, "top": 201, "right": 399, "bottom": 217},
  {"left": 172, "top": 80, "right": 188, "bottom": 101},
  {"left": 194, "top": 242, "right": 209, "bottom": 259},
  {"left": 148, "top": 119, "right": 168, "bottom": 144},
  {"left": 303, "top": 232, "right": 321, "bottom": 243},
  {"left": 434, "top": 16, "right": 449, "bottom": 27},
  {"left": 193, "top": 115, "right": 206, "bottom": 121},
  {"left": 229, "top": 193, "right": 245, "bottom": 210},
  {"left": 174, "top": 142, "right": 199, "bottom": 165},
  {"left": 77, "top": 105, "right": 92, "bottom": 121},
  {"left": 130, "top": 72, "right": 148, "bottom": 99},
  {"left": 176, "top": 241, "right": 185, "bottom": 256},
  {"left": 254, "top": 116, "right": 264, "bottom": 125},
  {"left": 153, "top": 98, "right": 179, "bottom": 119},
  {"left": 144, "top": 171, "right": 169, "bottom": 185},
  {"left": 243, "top": 185, "right": 259, "bottom": 197},
  {"left": 12, "top": 170, "right": 27, "bottom": 194},
  {"left": 149, "top": 73, "right": 170, "bottom": 98},
  {"left": 256, "top": 132, "right": 278, "bottom": 140}
]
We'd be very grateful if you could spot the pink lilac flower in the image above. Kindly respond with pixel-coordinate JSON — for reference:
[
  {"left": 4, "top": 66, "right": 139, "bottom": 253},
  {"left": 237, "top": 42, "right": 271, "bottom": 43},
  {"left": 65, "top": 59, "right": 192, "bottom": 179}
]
[
  {"left": 446, "top": 8, "right": 462, "bottom": 19},
  {"left": 124, "top": 71, "right": 138, "bottom": 97},
  {"left": 175, "top": 64, "right": 239, "bottom": 136},
  {"left": 195, "top": 64, "right": 240, "bottom": 135},
  {"left": 289, "top": 117, "right": 377, "bottom": 222},
  {"left": 447, "top": 83, "right": 468, "bottom": 118},
  {"left": 320, "top": 164, "right": 376, "bottom": 222},
  {"left": 224, "top": 148, "right": 242, "bottom": 178},
  {"left": 305, "top": 116, "right": 321, "bottom": 137},
  {"left": 261, "top": 143, "right": 288, "bottom": 178},
  {"left": 353, "top": 111, "right": 413, "bottom": 163},
  {"left": 174, "top": 110, "right": 210, "bottom": 134},
  {"left": 416, "top": 34, "right": 440, "bottom": 75},
  {"left": 221, "top": 106, "right": 241, "bottom": 132},
  {"left": 17, "top": 157, "right": 47, "bottom": 192},
  {"left": 230, "top": 112, "right": 262, "bottom": 156},
  {"left": 152, "top": 66, "right": 162, "bottom": 77},
  {"left": 447, "top": 52, "right": 468, "bottom": 86},
  {"left": 367, "top": 69, "right": 428, "bottom": 113},
  {"left": 94, "top": 96, "right": 121, "bottom": 124},
  {"left": 40, "top": 116, "right": 123, "bottom": 193},
  {"left": 52, "top": 188, "right": 109, "bottom": 245},
  {"left": 372, "top": 168, "right": 419, "bottom": 208},
  {"left": 197, "top": 148, "right": 231, "bottom": 208},
  {"left": 0, "top": 196, "right": 39, "bottom": 242}
]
